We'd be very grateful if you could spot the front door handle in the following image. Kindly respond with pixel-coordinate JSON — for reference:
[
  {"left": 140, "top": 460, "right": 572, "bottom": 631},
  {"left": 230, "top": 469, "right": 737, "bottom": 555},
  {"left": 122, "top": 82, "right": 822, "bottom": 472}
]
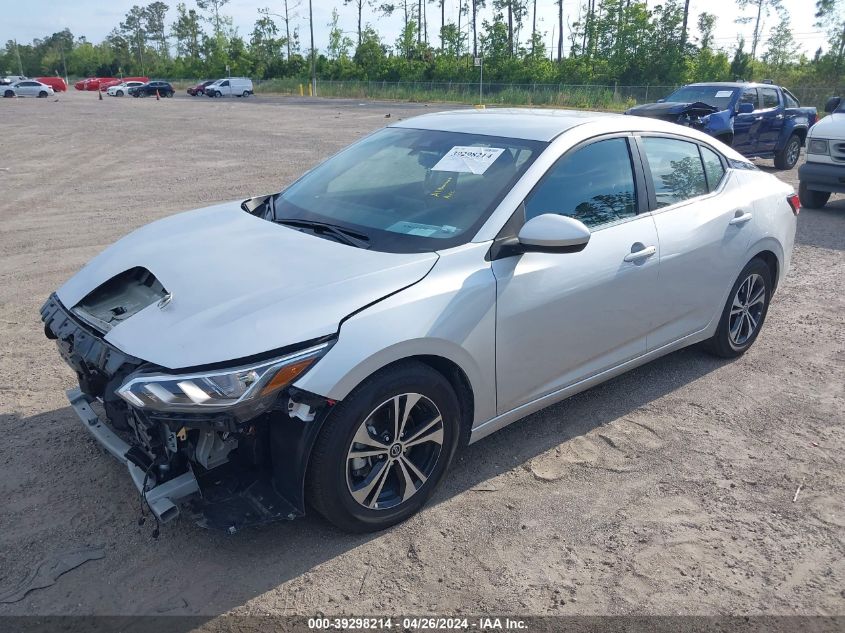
[
  {"left": 729, "top": 211, "right": 753, "bottom": 226},
  {"left": 623, "top": 245, "right": 657, "bottom": 262}
]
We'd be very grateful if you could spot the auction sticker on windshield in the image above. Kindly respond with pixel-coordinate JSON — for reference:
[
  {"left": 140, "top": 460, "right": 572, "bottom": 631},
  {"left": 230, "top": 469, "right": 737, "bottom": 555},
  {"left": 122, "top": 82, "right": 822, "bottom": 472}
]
[
  {"left": 432, "top": 146, "right": 505, "bottom": 174},
  {"left": 715, "top": 90, "right": 733, "bottom": 98}
]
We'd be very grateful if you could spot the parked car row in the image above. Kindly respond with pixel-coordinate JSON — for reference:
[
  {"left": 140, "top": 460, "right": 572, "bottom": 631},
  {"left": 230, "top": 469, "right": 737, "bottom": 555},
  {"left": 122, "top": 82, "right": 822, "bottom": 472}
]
[
  {"left": 187, "top": 77, "right": 254, "bottom": 98},
  {"left": 74, "top": 77, "right": 149, "bottom": 91}
]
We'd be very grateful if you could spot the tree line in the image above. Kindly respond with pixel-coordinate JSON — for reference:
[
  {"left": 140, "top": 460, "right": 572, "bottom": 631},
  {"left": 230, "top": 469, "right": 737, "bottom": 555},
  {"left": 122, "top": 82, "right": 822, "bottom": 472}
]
[{"left": 2, "top": 0, "right": 844, "bottom": 91}]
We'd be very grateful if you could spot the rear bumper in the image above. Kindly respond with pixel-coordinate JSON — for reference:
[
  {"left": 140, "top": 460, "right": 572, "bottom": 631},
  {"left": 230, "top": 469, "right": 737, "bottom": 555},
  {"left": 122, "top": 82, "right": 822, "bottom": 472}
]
[
  {"left": 799, "top": 161, "right": 845, "bottom": 193},
  {"left": 68, "top": 387, "right": 200, "bottom": 523}
]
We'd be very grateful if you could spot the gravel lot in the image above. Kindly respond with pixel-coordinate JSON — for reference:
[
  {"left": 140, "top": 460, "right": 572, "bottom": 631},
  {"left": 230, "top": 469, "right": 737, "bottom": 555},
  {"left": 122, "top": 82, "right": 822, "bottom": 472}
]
[{"left": 0, "top": 91, "right": 843, "bottom": 620}]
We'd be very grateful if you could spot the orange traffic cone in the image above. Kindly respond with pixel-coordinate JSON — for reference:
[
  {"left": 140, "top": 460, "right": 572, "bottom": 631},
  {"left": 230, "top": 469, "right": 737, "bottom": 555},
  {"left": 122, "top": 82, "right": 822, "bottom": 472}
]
[{"left": 156, "top": 89, "right": 160, "bottom": 101}]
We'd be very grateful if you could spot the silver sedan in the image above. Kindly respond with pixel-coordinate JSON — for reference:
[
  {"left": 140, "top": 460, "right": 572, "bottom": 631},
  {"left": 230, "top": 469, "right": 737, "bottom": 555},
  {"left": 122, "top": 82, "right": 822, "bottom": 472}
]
[
  {"left": 43, "top": 109, "right": 798, "bottom": 533},
  {"left": 2, "top": 80, "right": 54, "bottom": 98}
]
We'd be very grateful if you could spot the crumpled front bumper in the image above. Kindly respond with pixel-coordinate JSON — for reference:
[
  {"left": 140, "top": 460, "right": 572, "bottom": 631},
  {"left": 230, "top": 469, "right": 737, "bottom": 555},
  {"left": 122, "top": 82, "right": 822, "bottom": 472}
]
[{"left": 67, "top": 387, "right": 200, "bottom": 523}]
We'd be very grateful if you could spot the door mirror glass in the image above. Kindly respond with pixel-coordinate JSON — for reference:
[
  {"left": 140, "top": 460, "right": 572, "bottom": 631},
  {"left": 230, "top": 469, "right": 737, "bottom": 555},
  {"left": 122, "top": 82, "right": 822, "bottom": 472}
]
[
  {"left": 517, "top": 214, "right": 590, "bottom": 253},
  {"left": 738, "top": 102, "right": 755, "bottom": 114},
  {"left": 824, "top": 96, "right": 841, "bottom": 113}
]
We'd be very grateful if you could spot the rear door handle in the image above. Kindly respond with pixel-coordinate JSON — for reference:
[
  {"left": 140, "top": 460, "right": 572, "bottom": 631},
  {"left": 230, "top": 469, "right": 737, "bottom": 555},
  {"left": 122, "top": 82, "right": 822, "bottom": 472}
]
[
  {"left": 729, "top": 212, "right": 753, "bottom": 226},
  {"left": 623, "top": 245, "right": 657, "bottom": 262}
]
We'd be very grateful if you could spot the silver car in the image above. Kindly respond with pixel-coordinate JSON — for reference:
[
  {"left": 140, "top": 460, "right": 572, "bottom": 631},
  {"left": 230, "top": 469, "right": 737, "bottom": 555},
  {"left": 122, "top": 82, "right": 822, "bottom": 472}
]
[
  {"left": 3, "top": 80, "right": 54, "bottom": 98},
  {"left": 42, "top": 109, "right": 798, "bottom": 533}
]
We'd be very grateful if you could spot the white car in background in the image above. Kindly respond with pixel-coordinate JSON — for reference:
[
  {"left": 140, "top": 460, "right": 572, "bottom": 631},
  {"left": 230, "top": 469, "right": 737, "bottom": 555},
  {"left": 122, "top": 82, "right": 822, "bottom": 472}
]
[
  {"left": 2, "top": 80, "right": 54, "bottom": 98},
  {"left": 42, "top": 110, "right": 799, "bottom": 534},
  {"left": 107, "top": 81, "right": 145, "bottom": 97}
]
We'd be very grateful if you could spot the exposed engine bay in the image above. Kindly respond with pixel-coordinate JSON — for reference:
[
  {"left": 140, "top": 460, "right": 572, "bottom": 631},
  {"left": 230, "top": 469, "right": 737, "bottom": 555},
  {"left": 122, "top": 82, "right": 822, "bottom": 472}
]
[
  {"left": 42, "top": 292, "right": 335, "bottom": 534},
  {"left": 625, "top": 101, "right": 729, "bottom": 139}
]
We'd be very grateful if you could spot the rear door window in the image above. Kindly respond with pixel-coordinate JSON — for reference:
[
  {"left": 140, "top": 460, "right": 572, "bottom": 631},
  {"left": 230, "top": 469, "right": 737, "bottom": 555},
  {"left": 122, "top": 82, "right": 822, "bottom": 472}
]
[
  {"left": 739, "top": 88, "right": 759, "bottom": 111},
  {"left": 700, "top": 146, "right": 726, "bottom": 192},
  {"left": 760, "top": 88, "right": 780, "bottom": 109},
  {"left": 641, "top": 137, "right": 708, "bottom": 208},
  {"left": 783, "top": 90, "right": 799, "bottom": 108}
]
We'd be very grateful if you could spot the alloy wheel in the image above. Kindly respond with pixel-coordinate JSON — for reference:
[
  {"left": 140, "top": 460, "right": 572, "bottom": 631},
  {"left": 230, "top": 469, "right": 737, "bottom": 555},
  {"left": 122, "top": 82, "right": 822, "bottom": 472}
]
[
  {"left": 346, "top": 393, "right": 444, "bottom": 510},
  {"left": 786, "top": 139, "right": 800, "bottom": 167},
  {"left": 729, "top": 273, "right": 766, "bottom": 347}
]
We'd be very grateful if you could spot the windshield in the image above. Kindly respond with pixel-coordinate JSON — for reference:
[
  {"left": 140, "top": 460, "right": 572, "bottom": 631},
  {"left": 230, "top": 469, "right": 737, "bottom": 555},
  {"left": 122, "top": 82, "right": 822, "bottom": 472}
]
[
  {"left": 664, "top": 86, "right": 737, "bottom": 110},
  {"left": 272, "top": 127, "right": 545, "bottom": 252}
]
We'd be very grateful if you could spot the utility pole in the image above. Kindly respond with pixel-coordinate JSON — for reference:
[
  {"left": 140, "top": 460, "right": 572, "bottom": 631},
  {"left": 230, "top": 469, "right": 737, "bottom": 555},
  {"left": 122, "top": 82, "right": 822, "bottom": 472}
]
[
  {"left": 308, "top": 0, "right": 316, "bottom": 96},
  {"left": 60, "top": 44, "right": 68, "bottom": 87},
  {"left": 14, "top": 39, "right": 24, "bottom": 75}
]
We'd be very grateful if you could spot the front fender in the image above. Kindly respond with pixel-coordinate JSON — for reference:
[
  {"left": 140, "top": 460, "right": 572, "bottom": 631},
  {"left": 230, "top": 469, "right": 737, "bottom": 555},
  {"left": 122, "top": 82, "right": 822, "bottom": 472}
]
[
  {"left": 293, "top": 243, "right": 498, "bottom": 429},
  {"left": 703, "top": 109, "right": 734, "bottom": 137}
]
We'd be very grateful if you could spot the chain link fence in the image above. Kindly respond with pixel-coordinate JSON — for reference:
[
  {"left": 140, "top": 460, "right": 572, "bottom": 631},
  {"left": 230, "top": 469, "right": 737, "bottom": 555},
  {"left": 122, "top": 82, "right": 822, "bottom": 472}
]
[{"left": 160, "top": 78, "right": 843, "bottom": 111}]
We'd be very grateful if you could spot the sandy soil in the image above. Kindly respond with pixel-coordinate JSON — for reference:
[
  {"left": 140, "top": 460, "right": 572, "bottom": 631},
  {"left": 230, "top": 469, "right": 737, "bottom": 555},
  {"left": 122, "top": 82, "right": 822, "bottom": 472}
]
[{"left": 0, "top": 91, "right": 843, "bottom": 620}]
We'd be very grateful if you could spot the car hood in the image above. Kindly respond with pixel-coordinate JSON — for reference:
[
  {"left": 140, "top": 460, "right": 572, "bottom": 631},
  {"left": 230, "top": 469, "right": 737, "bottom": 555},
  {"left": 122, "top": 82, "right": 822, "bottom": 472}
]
[
  {"left": 626, "top": 101, "right": 720, "bottom": 117},
  {"left": 810, "top": 112, "right": 845, "bottom": 141},
  {"left": 57, "top": 201, "right": 439, "bottom": 369}
]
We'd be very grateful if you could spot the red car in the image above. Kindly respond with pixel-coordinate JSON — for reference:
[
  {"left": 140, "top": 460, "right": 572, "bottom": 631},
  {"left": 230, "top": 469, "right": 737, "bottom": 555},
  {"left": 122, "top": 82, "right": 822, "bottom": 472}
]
[
  {"left": 35, "top": 77, "right": 67, "bottom": 92},
  {"left": 74, "top": 77, "right": 111, "bottom": 91},
  {"left": 98, "top": 78, "right": 123, "bottom": 92},
  {"left": 187, "top": 80, "right": 215, "bottom": 96}
]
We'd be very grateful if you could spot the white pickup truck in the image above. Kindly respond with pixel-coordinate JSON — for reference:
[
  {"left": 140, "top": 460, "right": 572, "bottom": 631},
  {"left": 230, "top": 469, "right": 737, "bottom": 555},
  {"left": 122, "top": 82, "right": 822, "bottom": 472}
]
[{"left": 798, "top": 96, "right": 845, "bottom": 208}]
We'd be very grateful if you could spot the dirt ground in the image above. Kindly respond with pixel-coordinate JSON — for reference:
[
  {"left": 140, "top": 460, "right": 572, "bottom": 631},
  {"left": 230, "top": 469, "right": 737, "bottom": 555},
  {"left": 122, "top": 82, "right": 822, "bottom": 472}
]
[{"left": 0, "top": 91, "right": 843, "bottom": 621}]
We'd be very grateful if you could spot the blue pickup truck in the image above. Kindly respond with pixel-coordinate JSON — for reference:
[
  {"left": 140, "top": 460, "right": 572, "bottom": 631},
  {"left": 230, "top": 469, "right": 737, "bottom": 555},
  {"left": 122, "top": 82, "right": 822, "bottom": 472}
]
[{"left": 625, "top": 82, "right": 817, "bottom": 170}]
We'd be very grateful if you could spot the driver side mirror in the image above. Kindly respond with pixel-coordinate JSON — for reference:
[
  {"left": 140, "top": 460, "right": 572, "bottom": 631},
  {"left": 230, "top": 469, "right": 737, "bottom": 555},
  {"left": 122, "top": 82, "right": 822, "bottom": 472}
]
[
  {"left": 737, "top": 102, "right": 755, "bottom": 114},
  {"left": 824, "top": 96, "right": 841, "bottom": 113},
  {"left": 517, "top": 213, "right": 591, "bottom": 253}
]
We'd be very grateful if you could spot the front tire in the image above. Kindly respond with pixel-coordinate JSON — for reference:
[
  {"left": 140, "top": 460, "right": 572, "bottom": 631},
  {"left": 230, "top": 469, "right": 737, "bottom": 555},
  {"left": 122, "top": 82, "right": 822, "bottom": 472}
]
[
  {"left": 116, "top": 90, "right": 123, "bottom": 97},
  {"left": 3, "top": 90, "right": 14, "bottom": 98},
  {"left": 774, "top": 134, "right": 801, "bottom": 170},
  {"left": 306, "top": 361, "right": 461, "bottom": 533},
  {"left": 38, "top": 91, "right": 48, "bottom": 98},
  {"left": 704, "top": 258, "right": 772, "bottom": 358},
  {"left": 798, "top": 181, "right": 831, "bottom": 209}
]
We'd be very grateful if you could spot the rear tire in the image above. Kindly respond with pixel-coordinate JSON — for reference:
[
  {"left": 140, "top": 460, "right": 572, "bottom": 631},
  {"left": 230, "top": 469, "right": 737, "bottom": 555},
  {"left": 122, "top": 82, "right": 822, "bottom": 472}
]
[
  {"left": 798, "top": 181, "right": 831, "bottom": 209},
  {"left": 306, "top": 361, "right": 461, "bottom": 533},
  {"left": 774, "top": 134, "right": 801, "bottom": 170},
  {"left": 704, "top": 258, "right": 772, "bottom": 358}
]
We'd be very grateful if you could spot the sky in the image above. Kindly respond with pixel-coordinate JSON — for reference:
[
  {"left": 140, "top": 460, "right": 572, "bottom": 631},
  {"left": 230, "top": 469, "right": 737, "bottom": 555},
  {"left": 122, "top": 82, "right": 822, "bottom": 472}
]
[{"left": 0, "top": 0, "right": 832, "bottom": 61}]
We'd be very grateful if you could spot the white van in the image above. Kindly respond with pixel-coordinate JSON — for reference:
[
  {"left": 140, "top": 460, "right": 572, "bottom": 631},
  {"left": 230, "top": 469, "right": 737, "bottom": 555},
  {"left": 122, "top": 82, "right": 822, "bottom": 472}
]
[
  {"left": 798, "top": 96, "right": 845, "bottom": 209},
  {"left": 206, "top": 77, "right": 254, "bottom": 98}
]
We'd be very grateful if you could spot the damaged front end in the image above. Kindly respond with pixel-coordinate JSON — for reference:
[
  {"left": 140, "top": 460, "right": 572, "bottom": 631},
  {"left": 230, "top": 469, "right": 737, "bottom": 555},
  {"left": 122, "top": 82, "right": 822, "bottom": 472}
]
[
  {"left": 625, "top": 101, "right": 732, "bottom": 137},
  {"left": 42, "top": 291, "right": 336, "bottom": 533}
]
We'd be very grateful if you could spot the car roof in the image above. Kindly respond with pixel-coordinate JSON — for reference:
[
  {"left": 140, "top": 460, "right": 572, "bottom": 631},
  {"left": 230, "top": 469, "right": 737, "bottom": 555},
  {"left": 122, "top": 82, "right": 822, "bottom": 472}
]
[
  {"left": 684, "top": 81, "right": 778, "bottom": 89},
  {"left": 390, "top": 108, "right": 622, "bottom": 142}
]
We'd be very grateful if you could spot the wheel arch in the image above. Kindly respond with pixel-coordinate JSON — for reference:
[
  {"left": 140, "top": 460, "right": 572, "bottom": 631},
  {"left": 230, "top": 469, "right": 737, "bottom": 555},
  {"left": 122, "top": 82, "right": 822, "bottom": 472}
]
[
  {"left": 299, "top": 340, "right": 481, "bottom": 442},
  {"left": 791, "top": 126, "right": 808, "bottom": 146},
  {"left": 753, "top": 249, "right": 780, "bottom": 291}
]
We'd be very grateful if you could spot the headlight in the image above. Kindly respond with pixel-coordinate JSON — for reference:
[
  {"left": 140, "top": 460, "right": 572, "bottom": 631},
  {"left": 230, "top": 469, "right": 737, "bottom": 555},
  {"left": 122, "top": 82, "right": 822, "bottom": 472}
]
[
  {"left": 116, "top": 341, "right": 330, "bottom": 415},
  {"left": 807, "top": 139, "right": 829, "bottom": 155}
]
